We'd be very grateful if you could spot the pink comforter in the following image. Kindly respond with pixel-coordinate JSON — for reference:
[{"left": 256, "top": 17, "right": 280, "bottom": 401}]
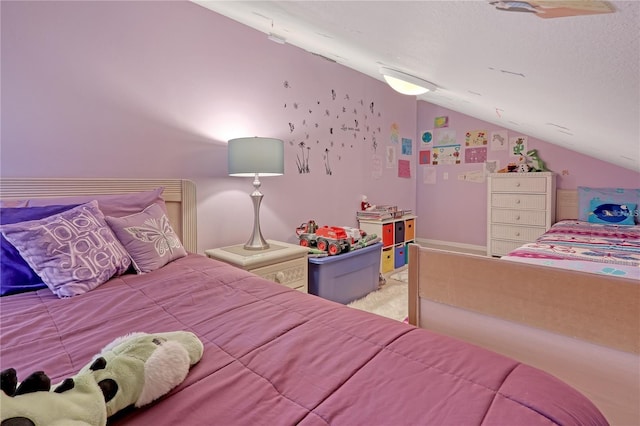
[{"left": 0, "top": 254, "right": 607, "bottom": 425}]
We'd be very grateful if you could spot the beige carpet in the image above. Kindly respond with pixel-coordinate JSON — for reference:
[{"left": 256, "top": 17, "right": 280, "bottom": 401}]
[
  {"left": 347, "top": 268, "right": 408, "bottom": 321},
  {"left": 389, "top": 269, "right": 408, "bottom": 283}
]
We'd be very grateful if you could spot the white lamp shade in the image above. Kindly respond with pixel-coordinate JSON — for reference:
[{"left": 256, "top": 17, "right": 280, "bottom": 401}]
[{"left": 228, "top": 137, "right": 284, "bottom": 176}]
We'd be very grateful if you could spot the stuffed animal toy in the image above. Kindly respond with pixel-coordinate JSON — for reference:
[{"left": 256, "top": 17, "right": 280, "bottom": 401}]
[
  {"left": 1, "top": 331, "right": 204, "bottom": 426},
  {"left": 515, "top": 155, "right": 531, "bottom": 173},
  {"left": 525, "top": 149, "right": 548, "bottom": 172}
]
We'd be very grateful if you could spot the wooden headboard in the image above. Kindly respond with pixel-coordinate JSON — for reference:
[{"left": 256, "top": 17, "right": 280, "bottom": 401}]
[
  {"left": 556, "top": 189, "right": 578, "bottom": 221},
  {"left": 0, "top": 178, "right": 197, "bottom": 252}
]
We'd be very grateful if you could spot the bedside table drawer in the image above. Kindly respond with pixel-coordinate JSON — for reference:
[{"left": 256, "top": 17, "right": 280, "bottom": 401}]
[
  {"left": 491, "top": 193, "right": 547, "bottom": 210},
  {"left": 251, "top": 257, "right": 308, "bottom": 293},
  {"left": 205, "top": 240, "right": 309, "bottom": 293},
  {"left": 491, "top": 209, "right": 548, "bottom": 226},
  {"left": 491, "top": 224, "right": 546, "bottom": 242}
]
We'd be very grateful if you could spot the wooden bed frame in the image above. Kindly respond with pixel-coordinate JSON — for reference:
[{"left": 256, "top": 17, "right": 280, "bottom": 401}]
[
  {"left": 408, "top": 189, "right": 640, "bottom": 424},
  {"left": 0, "top": 178, "right": 197, "bottom": 251}
]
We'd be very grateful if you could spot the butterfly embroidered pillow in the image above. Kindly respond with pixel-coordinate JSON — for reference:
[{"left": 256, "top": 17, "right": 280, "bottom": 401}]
[{"left": 105, "top": 203, "right": 187, "bottom": 273}]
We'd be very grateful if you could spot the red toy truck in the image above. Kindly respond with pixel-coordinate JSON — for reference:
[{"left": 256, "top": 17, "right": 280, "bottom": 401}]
[{"left": 296, "top": 220, "right": 365, "bottom": 255}]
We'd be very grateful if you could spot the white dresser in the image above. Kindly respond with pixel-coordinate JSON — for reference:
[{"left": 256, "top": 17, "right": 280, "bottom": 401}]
[{"left": 487, "top": 172, "right": 556, "bottom": 257}]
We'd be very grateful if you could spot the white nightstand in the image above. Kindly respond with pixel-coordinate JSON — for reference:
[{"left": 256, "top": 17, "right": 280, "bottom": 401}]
[{"left": 205, "top": 240, "right": 308, "bottom": 293}]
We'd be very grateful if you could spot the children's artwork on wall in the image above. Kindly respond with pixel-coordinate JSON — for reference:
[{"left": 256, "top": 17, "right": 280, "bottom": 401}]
[
  {"left": 398, "top": 159, "right": 411, "bottom": 178},
  {"left": 390, "top": 123, "right": 400, "bottom": 144},
  {"left": 457, "top": 170, "right": 485, "bottom": 183},
  {"left": 435, "top": 129, "right": 456, "bottom": 146},
  {"left": 282, "top": 82, "right": 384, "bottom": 176},
  {"left": 509, "top": 135, "right": 528, "bottom": 157},
  {"left": 490, "top": 130, "right": 508, "bottom": 151},
  {"left": 323, "top": 148, "right": 333, "bottom": 175},
  {"left": 386, "top": 146, "right": 396, "bottom": 168},
  {"left": 484, "top": 160, "right": 500, "bottom": 176},
  {"left": 434, "top": 116, "right": 449, "bottom": 128},
  {"left": 371, "top": 154, "right": 382, "bottom": 180},
  {"left": 464, "top": 146, "right": 488, "bottom": 163},
  {"left": 296, "top": 141, "right": 311, "bottom": 174},
  {"left": 421, "top": 130, "right": 433, "bottom": 144},
  {"left": 419, "top": 150, "right": 431, "bottom": 165},
  {"left": 432, "top": 144, "right": 461, "bottom": 165},
  {"left": 465, "top": 130, "right": 488, "bottom": 146},
  {"left": 423, "top": 167, "right": 436, "bottom": 184},
  {"left": 401, "top": 138, "right": 412, "bottom": 155}
]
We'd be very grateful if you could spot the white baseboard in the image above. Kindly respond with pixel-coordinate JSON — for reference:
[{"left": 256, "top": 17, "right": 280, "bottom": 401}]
[{"left": 415, "top": 238, "right": 486, "bottom": 255}]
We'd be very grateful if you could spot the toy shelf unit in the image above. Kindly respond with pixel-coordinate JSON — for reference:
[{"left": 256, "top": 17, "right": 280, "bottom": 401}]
[{"left": 357, "top": 214, "right": 416, "bottom": 273}]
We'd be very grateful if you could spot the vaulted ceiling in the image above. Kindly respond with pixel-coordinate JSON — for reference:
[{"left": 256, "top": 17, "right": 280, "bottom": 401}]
[{"left": 194, "top": 1, "right": 639, "bottom": 172}]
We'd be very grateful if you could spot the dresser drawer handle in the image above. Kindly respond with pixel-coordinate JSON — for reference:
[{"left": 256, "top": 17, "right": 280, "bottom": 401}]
[
  {"left": 275, "top": 272, "right": 285, "bottom": 283},
  {"left": 516, "top": 199, "right": 521, "bottom": 204},
  {"left": 515, "top": 232, "right": 521, "bottom": 237},
  {"left": 515, "top": 215, "right": 520, "bottom": 221},
  {"left": 515, "top": 182, "right": 521, "bottom": 187}
]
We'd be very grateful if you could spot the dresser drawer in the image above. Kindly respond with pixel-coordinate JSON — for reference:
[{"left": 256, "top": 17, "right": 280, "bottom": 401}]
[
  {"left": 251, "top": 257, "right": 308, "bottom": 292},
  {"left": 491, "top": 224, "right": 546, "bottom": 242},
  {"left": 490, "top": 240, "right": 524, "bottom": 256},
  {"left": 491, "top": 193, "right": 547, "bottom": 210},
  {"left": 491, "top": 209, "right": 548, "bottom": 226},
  {"left": 491, "top": 176, "right": 549, "bottom": 193}
]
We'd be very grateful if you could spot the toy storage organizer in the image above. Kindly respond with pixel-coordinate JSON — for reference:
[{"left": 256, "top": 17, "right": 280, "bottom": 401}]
[
  {"left": 357, "top": 215, "right": 416, "bottom": 274},
  {"left": 308, "top": 242, "right": 383, "bottom": 304}
]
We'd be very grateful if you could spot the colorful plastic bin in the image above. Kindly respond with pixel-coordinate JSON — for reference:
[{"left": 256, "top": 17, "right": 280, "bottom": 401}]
[
  {"left": 308, "top": 243, "right": 382, "bottom": 304},
  {"left": 381, "top": 248, "right": 394, "bottom": 273},
  {"left": 394, "top": 245, "right": 406, "bottom": 269}
]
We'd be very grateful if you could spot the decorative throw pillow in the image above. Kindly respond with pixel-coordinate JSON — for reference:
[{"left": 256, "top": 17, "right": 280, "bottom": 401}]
[
  {"left": 3, "top": 187, "right": 167, "bottom": 218},
  {"left": 105, "top": 203, "right": 187, "bottom": 273},
  {"left": 587, "top": 199, "right": 637, "bottom": 225},
  {"left": 0, "top": 201, "right": 131, "bottom": 298},
  {"left": 0, "top": 204, "right": 79, "bottom": 296},
  {"left": 578, "top": 187, "right": 640, "bottom": 223}
]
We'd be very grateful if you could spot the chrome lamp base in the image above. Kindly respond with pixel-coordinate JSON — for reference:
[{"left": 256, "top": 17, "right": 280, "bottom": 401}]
[{"left": 243, "top": 174, "right": 270, "bottom": 250}]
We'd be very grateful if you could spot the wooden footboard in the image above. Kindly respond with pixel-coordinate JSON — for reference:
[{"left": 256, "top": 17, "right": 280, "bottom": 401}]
[
  {"left": 408, "top": 244, "right": 639, "bottom": 354},
  {"left": 408, "top": 244, "right": 640, "bottom": 425}
]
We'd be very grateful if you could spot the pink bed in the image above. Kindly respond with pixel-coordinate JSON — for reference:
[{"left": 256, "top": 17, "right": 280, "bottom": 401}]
[
  {"left": 502, "top": 219, "right": 640, "bottom": 279},
  {"left": 0, "top": 179, "right": 609, "bottom": 424},
  {"left": 1, "top": 253, "right": 607, "bottom": 424}
]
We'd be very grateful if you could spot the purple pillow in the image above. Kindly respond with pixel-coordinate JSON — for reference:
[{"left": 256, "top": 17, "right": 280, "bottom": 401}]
[
  {"left": 105, "top": 203, "right": 187, "bottom": 273},
  {"left": 0, "top": 201, "right": 132, "bottom": 298},
  {"left": 1, "top": 204, "right": 79, "bottom": 296},
  {"left": 4, "top": 187, "right": 167, "bottom": 218}
]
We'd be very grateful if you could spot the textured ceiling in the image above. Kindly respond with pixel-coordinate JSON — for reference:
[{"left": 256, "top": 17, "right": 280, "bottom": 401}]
[{"left": 194, "top": 1, "right": 640, "bottom": 172}]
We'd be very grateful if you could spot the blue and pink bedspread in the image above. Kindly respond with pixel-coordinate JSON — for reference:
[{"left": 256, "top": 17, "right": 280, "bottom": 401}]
[{"left": 502, "top": 220, "right": 640, "bottom": 279}]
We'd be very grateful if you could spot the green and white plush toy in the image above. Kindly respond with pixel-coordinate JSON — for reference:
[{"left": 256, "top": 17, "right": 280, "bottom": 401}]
[{"left": 1, "top": 331, "right": 204, "bottom": 426}]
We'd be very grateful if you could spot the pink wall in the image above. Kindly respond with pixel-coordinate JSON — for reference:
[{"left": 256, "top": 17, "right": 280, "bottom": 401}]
[
  {"left": 3, "top": 1, "right": 637, "bottom": 253},
  {"left": 1, "top": 1, "right": 417, "bottom": 252},
  {"left": 416, "top": 102, "right": 640, "bottom": 247}
]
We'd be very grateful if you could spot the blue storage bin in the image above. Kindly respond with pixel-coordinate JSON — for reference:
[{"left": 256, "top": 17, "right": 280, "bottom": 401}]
[
  {"left": 394, "top": 245, "right": 406, "bottom": 269},
  {"left": 308, "top": 242, "right": 382, "bottom": 304}
]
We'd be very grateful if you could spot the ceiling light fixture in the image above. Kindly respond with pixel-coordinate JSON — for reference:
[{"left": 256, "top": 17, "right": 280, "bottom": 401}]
[{"left": 379, "top": 67, "right": 437, "bottom": 96}]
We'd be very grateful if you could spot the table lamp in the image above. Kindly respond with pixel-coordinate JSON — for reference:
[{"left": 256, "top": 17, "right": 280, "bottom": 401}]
[{"left": 228, "top": 137, "right": 284, "bottom": 250}]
